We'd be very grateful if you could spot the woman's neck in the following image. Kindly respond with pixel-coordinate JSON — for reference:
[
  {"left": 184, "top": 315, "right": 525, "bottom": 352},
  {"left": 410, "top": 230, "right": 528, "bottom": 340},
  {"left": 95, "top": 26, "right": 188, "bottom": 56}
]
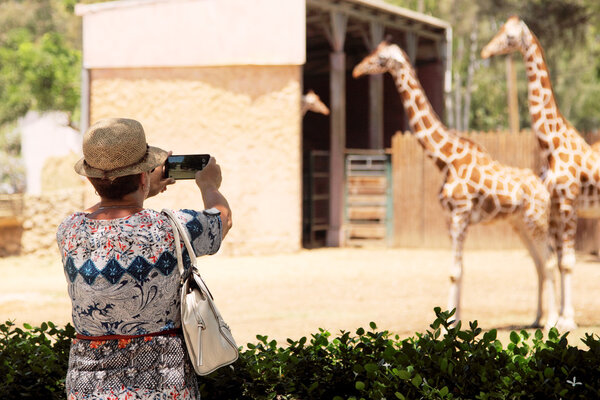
[{"left": 86, "top": 196, "right": 144, "bottom": 220}]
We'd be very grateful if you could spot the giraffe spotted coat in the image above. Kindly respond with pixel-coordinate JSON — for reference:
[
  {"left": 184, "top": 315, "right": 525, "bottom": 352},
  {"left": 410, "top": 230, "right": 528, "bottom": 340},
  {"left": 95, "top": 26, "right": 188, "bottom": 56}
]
[
  {"left": 353, "top": 40, "right": 558, "bottom": 329},
  {"left": 482, "top": 15, "right": 594, "bottom": 330}
]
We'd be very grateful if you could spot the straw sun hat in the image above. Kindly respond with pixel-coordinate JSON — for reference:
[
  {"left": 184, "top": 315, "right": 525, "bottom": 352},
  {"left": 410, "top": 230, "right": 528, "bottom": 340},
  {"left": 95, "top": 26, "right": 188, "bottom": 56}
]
[{"left": 74, "top": 118, "right": 168, "bottom": 179}]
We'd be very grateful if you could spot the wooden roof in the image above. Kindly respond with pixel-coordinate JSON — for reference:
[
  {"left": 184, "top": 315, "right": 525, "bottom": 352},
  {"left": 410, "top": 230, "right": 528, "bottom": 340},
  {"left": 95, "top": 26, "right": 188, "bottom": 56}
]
[{"left": 306, "top": 0, "right": 451, "bottom": 75}]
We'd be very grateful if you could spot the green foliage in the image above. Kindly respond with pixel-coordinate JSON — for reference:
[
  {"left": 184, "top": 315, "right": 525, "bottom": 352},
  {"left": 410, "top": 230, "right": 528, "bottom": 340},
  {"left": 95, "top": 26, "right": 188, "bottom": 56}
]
[
  {"left": 3, "top": 312, "right": 600, "bottom": 399},
  {"left": 0, "top": 320, "right": 75, "bottom": 399},
  {"left": 0, "top": 29, "right": 81, "bottom": 125},
  {"left": 0, "top": 0, "right": 82, "bottom": 125},
  {"left": 384, "top": 0, "right": 600, "bottom": 133},
  {"left": 383, "top": 0, "right": 441, "bottom": 15},
  {"left": 201, "top": 309, "right": 600, "bottom": 399}
]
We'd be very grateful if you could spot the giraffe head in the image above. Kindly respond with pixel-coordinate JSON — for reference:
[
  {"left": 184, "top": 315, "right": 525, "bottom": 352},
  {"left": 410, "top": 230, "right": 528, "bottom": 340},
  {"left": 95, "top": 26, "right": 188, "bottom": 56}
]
[
  {"left": 301, "top": 90, "right": 330, "bottom": 115},
  {"left": 352, "top": 39, "right": 410, "bottom": 79},
  {"left": 481, "top": 16, "right": 529, "bottom": 59}
]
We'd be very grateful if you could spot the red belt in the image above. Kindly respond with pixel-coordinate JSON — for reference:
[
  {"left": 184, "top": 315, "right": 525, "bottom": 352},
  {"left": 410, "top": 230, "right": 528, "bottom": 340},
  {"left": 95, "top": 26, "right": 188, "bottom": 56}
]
[{"left": 75, "top": 328, "right": 182, "bottom": 341}]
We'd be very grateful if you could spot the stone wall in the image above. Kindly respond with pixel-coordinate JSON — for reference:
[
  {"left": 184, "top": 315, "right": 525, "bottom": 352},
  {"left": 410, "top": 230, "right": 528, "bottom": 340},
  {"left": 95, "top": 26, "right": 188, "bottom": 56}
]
[
  {"left": 0, "top": 186, "right": 88, "bottom": 257},
  {"left": 89, "top": 65, "right": 303, "bottom": 256},
  {"left": 20, "top": 188, "right": 87, "bottom": 256}
]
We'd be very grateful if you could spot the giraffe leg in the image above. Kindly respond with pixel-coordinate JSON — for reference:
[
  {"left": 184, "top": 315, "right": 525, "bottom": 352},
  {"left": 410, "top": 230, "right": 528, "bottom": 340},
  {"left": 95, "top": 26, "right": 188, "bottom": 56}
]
[
  {"left": 555, "top": 205, "right": 578, "bottom": 331},
  {"left": 543, "top": 255, "right": 559, "bottom": 330},
  {"left": 447, "top": 212, "right": 468, "bottom": 325},
  {"left": 510, "top": 217, "right": 558, "bottom": 329},
  {"left": 549, "top": 201, "right": 563, "bottom": 272}
]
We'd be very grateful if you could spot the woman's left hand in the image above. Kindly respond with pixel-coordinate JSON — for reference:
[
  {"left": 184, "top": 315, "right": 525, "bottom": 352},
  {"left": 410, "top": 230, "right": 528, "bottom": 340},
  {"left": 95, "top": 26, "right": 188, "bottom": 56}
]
[{"left": 147, "top": 154, "right": 176, "bottom": 198}]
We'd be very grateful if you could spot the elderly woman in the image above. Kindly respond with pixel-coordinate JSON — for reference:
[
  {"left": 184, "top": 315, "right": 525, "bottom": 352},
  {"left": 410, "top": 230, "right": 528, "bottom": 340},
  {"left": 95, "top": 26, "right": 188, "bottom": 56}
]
[{"left": 56, "top": 118, "right": 232, "bottom": 400}]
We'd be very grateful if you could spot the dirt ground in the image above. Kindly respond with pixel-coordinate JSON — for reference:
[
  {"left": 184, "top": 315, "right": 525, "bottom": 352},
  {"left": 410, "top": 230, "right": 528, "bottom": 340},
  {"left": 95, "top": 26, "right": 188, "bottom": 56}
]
[{"left": 1, "top": 247, "right": 600, "bottom": 348}]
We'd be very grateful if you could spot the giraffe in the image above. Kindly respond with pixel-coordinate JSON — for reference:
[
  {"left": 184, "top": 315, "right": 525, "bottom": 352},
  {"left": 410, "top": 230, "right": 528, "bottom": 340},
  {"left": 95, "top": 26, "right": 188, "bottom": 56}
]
[
  {"left": 353, "top": 40, "right": 558, "bottom": 329},
  {"left": 481, "top": 16, "right": 599, "bottom": 330},
  {"left": 301, "top": 90, "right": 330, "bottom": 116}
]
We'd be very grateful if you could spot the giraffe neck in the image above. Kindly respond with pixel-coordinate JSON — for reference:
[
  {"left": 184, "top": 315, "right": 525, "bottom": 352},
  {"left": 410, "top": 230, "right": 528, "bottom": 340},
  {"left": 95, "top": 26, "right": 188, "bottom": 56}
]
[
  {"left": 519, "top": 28, "right": 578, "bottom": 153},
  {"left": 389, "top": 63, "right": 457, "bottom": 168},
  {"left": 301, "top": 97, "right": 310, "bottom": 116}
]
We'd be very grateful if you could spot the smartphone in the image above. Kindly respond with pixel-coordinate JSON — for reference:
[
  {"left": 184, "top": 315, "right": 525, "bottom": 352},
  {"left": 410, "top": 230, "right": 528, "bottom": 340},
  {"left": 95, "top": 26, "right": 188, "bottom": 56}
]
[{"left": 164, "top": 154, "right": 211, "bottom": 180}]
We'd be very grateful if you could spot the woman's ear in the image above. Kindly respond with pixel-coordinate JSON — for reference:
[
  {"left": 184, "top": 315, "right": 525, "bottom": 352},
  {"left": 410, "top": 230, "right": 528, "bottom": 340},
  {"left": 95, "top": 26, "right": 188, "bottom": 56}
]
[{"left": 140, "top": 172, "right": 149, "bottom": 191}]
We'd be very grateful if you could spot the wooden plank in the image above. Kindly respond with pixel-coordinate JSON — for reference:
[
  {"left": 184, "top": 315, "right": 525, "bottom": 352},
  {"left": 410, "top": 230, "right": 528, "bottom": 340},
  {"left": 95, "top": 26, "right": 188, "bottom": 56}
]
[
  {"left": 347, "top": 176, "right": 386, "bottom": 185},
  {"left": 347, "top": 178, "right": 387, "bottom": 194},
  {"left": 347, "top": 206, "right": 386, "bottom": 220},
  {"left": 347, "top": 194, "right": 387, "bottom": 205},
  {"left": 347, "top": 186, "right": 386, "bottom": 195},
  {"left": 346, "top": 224, "right": 386, "bottom": 239},
  {"left": 422, "top": 145, "right": 448, "bottom": 248},
  {"left": 345, "top": 238, "right": 388, "bottom": 247}
]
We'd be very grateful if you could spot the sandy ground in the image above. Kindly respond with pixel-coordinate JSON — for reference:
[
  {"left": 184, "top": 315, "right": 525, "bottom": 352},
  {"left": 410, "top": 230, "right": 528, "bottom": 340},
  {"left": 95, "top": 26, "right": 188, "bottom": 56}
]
[{"left": 1, "top": 247, "right": 599, "bottom": 348}]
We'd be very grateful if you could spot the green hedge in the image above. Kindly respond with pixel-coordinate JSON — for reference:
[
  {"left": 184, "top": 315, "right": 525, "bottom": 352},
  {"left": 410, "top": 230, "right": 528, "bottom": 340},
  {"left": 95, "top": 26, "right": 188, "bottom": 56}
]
[
  {"left": 2, "top": 309, "right": 599, "bottom": 399},
  {"left": 0, "top": 320, "right": 74, "bottom": 399}
]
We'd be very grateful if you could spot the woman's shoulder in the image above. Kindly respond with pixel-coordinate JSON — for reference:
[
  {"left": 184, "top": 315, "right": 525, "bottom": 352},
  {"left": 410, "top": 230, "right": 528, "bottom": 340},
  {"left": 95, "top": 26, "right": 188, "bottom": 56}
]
[{"left": 58, "top": 211, "right": 86, "bottom": 226}]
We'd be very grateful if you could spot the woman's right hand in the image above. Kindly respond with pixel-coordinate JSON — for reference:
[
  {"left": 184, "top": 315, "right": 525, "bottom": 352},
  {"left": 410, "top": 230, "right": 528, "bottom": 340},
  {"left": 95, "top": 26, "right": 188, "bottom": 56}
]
[
  {"left": 195, "top": 157, "right": 222, "bottom": 190},
  {"left": 195, "top": 157, "right": 232, "bottom": 237}
]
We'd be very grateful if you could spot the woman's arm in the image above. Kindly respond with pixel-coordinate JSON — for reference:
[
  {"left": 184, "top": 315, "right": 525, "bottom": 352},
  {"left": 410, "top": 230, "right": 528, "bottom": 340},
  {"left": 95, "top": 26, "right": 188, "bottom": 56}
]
[{"left": 195, "top": 157, "right": 232, "bottom": 238}]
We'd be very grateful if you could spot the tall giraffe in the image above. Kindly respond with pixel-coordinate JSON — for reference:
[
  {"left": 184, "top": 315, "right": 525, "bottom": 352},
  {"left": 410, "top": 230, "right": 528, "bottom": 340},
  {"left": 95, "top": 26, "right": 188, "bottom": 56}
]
[
  {"left": 353, "top": 40, "right": 558, "bottom": 329},
  {"left": 481, "top": 16, "right": 597, "bottom": 330},
  {"left": 301, "top": 90, "right": 330, "bottom": 116}
]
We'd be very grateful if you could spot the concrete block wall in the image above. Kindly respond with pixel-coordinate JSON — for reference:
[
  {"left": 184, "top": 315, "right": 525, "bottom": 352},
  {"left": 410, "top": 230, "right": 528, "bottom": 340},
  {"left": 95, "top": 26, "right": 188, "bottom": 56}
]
[{"left": 88, "top": 65, "right": 303, "bottom": 256}]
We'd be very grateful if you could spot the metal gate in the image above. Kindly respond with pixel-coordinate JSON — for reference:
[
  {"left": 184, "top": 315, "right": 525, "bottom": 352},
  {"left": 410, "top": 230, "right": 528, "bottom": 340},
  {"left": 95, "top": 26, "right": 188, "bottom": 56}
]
[{"left": 344, "top": 152, "right": 392, "bottom": 246}]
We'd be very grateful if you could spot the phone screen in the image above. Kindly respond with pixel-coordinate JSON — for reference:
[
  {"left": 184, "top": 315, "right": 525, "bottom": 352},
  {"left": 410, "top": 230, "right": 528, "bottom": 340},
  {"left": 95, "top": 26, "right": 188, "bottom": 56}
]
[{"left": 164, "top": 154, "right": 210, "bottom": 180}]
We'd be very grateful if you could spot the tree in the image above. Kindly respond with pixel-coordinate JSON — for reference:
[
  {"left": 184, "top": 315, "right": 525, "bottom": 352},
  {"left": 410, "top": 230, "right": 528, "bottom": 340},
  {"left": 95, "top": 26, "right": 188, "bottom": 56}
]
[
  {"left": 0, "top": 0, "right": 82, "bottom": 126},
  {"left": 0, "top": 0, "right": 83, "bottom": 193},
  {"left": 384, "top": 0, "right": 600, "bottom": 134}
]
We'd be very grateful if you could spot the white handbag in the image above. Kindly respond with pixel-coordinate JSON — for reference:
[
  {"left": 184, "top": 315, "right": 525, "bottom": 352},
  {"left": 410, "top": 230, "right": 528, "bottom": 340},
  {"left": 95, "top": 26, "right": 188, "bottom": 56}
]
[{"left": 162, "top": 209, "right": 239, "bottom": 376}]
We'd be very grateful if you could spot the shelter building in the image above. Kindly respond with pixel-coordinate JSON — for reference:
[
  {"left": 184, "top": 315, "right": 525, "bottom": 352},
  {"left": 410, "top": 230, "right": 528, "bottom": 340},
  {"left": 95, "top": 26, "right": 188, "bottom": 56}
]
[{"left": 75, "top": 0, "right": 451, "bottom": 255}]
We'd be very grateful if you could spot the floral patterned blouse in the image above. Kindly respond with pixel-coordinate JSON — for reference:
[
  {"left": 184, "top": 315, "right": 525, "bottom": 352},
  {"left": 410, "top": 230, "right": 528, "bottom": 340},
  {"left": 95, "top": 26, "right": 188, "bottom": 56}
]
[
  {"left": 56, "top": 208, "right": 222, "bottom": 336},
  {"left": 57, "top": 208, "right": 221, "bottom": 400}
]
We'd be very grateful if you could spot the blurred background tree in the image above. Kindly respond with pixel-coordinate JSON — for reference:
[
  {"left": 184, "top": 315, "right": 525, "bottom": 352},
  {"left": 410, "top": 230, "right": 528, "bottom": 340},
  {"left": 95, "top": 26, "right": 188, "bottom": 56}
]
[
  {"left": 386, "top": 0, "right": 600, "bottom": 134},
  {"left": 0, "top": 0, "right": 88, "bottom": 193},
  {"left": 0, "top": 0, "right": 599, "bottom": 193},
  {"left": 0, "top": 0, "right": 82, "bottom": 126},
  {"left": 0, "top": 0, "right": 598, "bottom": 133}
]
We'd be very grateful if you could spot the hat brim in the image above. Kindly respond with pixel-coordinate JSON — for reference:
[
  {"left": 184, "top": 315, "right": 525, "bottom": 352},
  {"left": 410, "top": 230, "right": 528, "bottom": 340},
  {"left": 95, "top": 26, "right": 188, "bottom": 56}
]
[{"left": 74, "top": 146, "right": 168, "bottom": 179}]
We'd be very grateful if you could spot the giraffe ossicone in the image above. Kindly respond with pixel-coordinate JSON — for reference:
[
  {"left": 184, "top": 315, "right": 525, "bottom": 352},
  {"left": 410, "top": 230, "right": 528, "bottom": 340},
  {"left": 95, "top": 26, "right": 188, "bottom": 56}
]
[
  {"left": 482, "top": 15, "right": 596, "bottom": 331},
  {"left": 354, "top": 39, "right": 558, "bottom": 330}
]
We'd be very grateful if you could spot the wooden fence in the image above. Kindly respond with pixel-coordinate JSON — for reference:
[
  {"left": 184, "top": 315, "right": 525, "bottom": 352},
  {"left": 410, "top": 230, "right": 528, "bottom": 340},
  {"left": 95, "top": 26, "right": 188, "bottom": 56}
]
[{"left": 390, "top": 130, "right": 598, "bottom": 251}]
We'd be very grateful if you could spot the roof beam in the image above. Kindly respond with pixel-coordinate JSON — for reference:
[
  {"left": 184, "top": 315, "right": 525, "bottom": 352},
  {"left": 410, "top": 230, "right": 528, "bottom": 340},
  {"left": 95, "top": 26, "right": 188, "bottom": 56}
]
[{"left": 307, "top": 0, "right": 448, "bottom": 41}]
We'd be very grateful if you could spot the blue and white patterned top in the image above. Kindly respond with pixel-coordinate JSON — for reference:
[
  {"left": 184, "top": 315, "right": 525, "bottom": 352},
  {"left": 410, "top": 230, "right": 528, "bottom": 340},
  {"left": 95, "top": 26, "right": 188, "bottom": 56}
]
[{"left": 56, "top": 208, "right": 222, "bottom": 336}]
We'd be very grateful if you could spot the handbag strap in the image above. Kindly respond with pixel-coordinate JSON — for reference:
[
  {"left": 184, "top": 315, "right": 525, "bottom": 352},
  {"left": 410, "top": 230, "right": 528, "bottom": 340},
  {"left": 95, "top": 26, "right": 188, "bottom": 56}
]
[
  {"left": 162, "top": 208, "right": 197, "bottom": 281},
  {"left": 162, "top": 208, "right": 215, "bottom": 299}
]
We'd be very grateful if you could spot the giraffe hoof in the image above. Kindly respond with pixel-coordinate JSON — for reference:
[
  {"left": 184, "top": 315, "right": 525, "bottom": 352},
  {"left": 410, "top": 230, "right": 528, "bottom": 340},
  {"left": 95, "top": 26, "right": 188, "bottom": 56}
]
[
  {"left": 555, "top": 317, "right": 578, "bottom": 332},
  {"left": 543, "top": 315, "right": 559, "bottom": 331}
]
